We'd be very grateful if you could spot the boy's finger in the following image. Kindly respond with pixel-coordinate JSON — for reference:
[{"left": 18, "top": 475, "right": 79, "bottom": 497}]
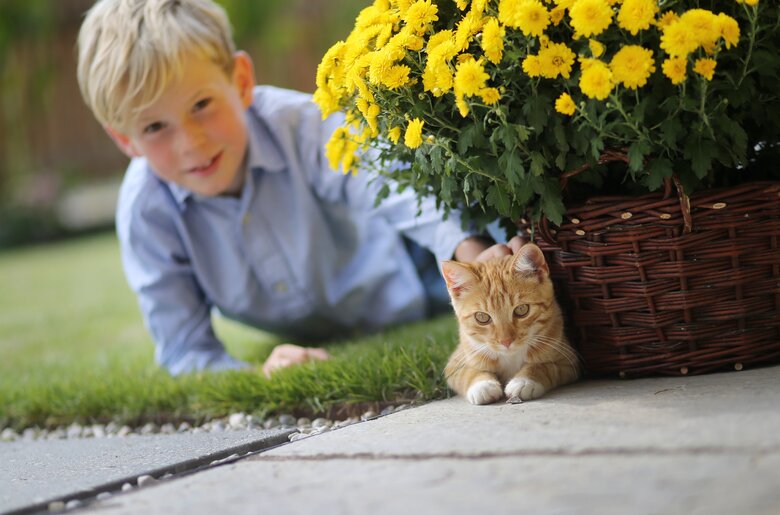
[
  {"left": 306, "top": 348, "right": 330, "bottom": 361},
  {"left": 507, "top": 236, "right": 526, "bottom": 253}
]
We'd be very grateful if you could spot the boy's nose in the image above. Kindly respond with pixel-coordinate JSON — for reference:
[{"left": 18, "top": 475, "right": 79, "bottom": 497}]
[{"left": 178, "top": 122, "right": 207, "bottom": 153}]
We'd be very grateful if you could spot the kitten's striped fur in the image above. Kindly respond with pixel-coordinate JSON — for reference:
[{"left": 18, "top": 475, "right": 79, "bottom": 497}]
[{"left": 442, "top": 244, "right": 579, "bottom": 404}]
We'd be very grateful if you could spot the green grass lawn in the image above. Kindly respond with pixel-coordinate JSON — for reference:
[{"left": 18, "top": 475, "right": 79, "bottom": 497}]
[{"left": 0, "top": 233, "right": 458, "bottom": 430}]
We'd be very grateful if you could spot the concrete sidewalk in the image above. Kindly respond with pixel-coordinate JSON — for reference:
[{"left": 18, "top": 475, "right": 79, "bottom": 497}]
[{"left": 81, "top": 365, "right": 780, "bottom": 515}]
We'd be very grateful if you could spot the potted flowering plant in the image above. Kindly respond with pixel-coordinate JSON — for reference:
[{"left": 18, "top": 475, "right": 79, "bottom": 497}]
[
  {"left": 314, "top": 0, "right": 780, "bottom": 378},
  {"left": 314, "top": 0, "right": 779, "bottom": 231}
]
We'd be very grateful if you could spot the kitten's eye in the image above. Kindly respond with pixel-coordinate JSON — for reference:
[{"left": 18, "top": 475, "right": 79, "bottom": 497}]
[
  {"left": 513, "top": 305, "right": 530, "bottom": 318},
  {"left": 474, "top": 312, "right": 491, "bottom": 325}
]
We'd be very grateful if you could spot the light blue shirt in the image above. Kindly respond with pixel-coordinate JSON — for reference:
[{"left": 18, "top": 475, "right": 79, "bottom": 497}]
[{"left": 116, "top": 86, "right": 474, "bottom": 375}]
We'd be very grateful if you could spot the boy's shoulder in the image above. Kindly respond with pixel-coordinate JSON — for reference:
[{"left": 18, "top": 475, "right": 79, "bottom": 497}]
[
  {"left": 249, "top": 85, "right": 321, "bottom": 125},
  {"left": 116, "top": 158, "right": 178, "bottom": 232}
]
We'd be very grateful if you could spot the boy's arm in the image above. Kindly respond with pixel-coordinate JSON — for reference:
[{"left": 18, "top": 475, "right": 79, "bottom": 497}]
[{"left": 117, "top": 179, "right": 247, "bottom": 375}]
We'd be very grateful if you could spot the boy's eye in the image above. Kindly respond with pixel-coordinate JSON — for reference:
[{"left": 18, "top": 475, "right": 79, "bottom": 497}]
[
  {"left": 193, "top": 98, "right": 212, "bottom": 111},
  {"left": 143, "top": 121, "right": 165, "bottom": 134}
]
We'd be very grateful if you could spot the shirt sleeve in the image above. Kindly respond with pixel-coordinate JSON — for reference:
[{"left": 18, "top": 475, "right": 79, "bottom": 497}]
[
  {"left": 299, "top": 105, "right": 478, "bottom": 264},
  {"left": 116, "top": 164, "right": 249, "bottom": 375}
]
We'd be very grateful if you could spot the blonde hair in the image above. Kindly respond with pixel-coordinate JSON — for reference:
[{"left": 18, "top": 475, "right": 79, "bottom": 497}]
[{"left": 77, "top": 0, "right": 236, "bottom": 130}]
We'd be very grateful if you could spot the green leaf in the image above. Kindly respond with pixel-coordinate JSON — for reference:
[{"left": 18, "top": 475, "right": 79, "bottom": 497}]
[
  {"left": 540, "top": 178, "right": 565, "bottom": 226},
  {"left": 458, "top": 125, "right": 477, "bottom": 155},
  {"left": 530, "top": 151, "right": 547, "bottom": 176},
  {"left": 643, "top": 158, "right": 673, "bottom": 191},
  {"left": 660, "top": 119, "right": 683, "bottom": 150},
  {"left": 486, "top": 184, "right": 510, "bottom": 216},
  {"left": 684, "top": 137, "right": 717, "bottom": 179},
  {"left": 513, "top": 124, "right": 531, "bottom": 142},
  {"left": 553, "top": 122, "right": 569, "bottom": 153},
  {"left": 590, "top": 137, "right": 604, "bottom": 161},
  {"left": 627, "top": 140, "right": 652, "bottom": 173}
]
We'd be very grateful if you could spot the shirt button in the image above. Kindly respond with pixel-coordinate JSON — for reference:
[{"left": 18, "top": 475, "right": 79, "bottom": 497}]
[{"left": 273, "top": 281, "right": 289, "bottom": 293}]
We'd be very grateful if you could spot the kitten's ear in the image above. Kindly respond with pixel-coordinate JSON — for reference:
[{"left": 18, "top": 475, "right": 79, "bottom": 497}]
[
  {"left": 441, "top": 261, "right": 477, "bottom": 298},
  {"left": 512, "top": 243, "right": 549, "bottom": 279}
]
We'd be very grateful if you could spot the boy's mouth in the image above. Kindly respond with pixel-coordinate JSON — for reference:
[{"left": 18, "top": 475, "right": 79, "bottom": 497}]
[{"left": 189, "top": 151, "right": 223, "bottom": 176}]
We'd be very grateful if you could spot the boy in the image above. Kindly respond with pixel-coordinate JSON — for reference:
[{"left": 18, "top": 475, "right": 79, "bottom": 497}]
[{"left": 77, "top": 0, "right": 518, "bottom": 376}]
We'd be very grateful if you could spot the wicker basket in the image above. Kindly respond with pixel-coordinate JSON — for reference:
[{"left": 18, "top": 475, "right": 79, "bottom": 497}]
[{"left": 525, "top": 181, "right": 780, "bottom": 378}]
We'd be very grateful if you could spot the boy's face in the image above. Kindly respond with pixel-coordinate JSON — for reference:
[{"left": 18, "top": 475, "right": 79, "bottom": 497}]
[{"left": 107, "top": 52, "right": 255, "bottom": 197}]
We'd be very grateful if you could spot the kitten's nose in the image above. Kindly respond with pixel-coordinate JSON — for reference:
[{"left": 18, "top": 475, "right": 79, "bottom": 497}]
[{"left": 499, "top": 338, "right": 513, "bottom": 348}]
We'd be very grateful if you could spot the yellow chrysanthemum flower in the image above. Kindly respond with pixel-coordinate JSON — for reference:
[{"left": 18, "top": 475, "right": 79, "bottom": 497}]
[
  {"left": 693, "top": 57, "right": 717, "bottom": 80},
  {"left": 480, "top": 87, "right": 501, "bottom": 104},
  {"left": 538, "top": 42, "right": 576, "bottom": 79},
  {"left": 471, "top": 0, "right": 489, "bottom": 16},
  {"left": 555, "top": 92, "right": 576, "bottom": 115},
  {"left": 680, "top": 9, "right": 720, "bottom": 49},
  {"left": 481, "top": 18, "right": 506, "bottom": 64},
  {"left": 569, "top": 0, "right": 613, "bottom": 38},
  {"left": 383, "top": 65, "right": 412, "bottom": 89},
  {"left": 589, "top": 39, "right": 605, "bottom": 58},
  {"left": 518, "top": 0, "right": 551, "bottom": 37},
  {"left": 368, "top": 45, "right": 406, "bottom": 86},
  {"left": 422, "top": 62, "right": 454, "bottom": 96},
  {"left": 427, "top": 30, "right": 455, "bottom": 54},
  {"left": 717, "top": 13, "right": 740, "bottom": 49},
  {"left": 660, "top": 20, "right": 699, "bottom": 57},
  {"left": 388, "top": 126, "right": 402, "bottom": 144},
  {"left": 499, "top": 0, "right": 550, "bottom": 37},
  {"left": 579, "top": 59, "right": 613, "bottom": 100},
  {"left": 550, "top": 6, "right": 566, "bottom": 25},
  {"left": 617, "top": 0, "right": 658, "bottom": 35},
  {"left": 656, "top": 11, "right": 679, "bottom": 30},
  {"left": 325, "top": 127, "right": 359, "bottom": 174},
  {"left": 404, "top": 0, "right": 439, "bottom": 35},
  {"left": 738, "top": 0, "right": 759, "bottom": 5},
  {"left": 455, "top": 9, "right": 485, "bottom": 51},
  {"left": 454, "top": 59, "right": 490, "bottom": 97},
  {"left": 405, "top": 118, "right": 425, "bottom": 148},
  {"left": 522, "top": 55, "right": 542, "bottom": 77},
  {"left": 661, "top": 56, "right": 687, "bottom": 85},
  {"left": 456, "top": 0, "right": 469, "bottom": 9},
  {"left": 609, "top": 45, "right": 656, "bottom": 89}
]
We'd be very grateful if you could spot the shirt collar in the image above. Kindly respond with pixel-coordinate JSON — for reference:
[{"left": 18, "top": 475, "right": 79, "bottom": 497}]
[{"left": 165, "top": 108, "right": 286, "bottom": 209}]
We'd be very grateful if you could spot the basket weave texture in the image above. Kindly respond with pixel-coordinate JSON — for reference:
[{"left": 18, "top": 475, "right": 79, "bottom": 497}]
[{"left": 529, "top": 181, "right": 780, "bottom": 378}]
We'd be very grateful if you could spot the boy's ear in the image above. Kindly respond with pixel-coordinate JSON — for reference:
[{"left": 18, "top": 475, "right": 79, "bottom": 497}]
[
  {"left": 104, "top": 126, "right": 141, "bottom": 158},
  {"left": 232, "top": 51, "right": 256, "bottom": 109}
]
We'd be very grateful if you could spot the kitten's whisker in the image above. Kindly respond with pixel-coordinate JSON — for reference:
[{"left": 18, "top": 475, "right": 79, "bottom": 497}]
[
  {"left": 527, "top": 335, "right": 580, "bottom": 370},
  {"left": 443, "top": 343, "right": 494, "bottom": 381}
]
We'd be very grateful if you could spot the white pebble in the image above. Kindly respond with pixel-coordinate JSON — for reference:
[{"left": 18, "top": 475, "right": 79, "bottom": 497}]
[
  {"left": 137, "top": 475, "right": 157, "bottom": 487},
  {"left": 48, "top": 500, "right": 66, "bottom": 512},
  {"left": 228, "top": 413, "right": 247, "bottom": 428},
  {"left": 1, "top": 428, "right": 19, "bottom": 442},
  {"left": 361, "top": 411, "right": 377, "bottom": 421},
  {"left": 311, "top": 418, "right": 332, "bottom": 429},
  {"left": 121, "top": 483, "right": 133, "bottom": 492},
  {"left": 65, "top": 500, "right": 83, "bottom": 510},
  {"left": 96, "top": 492, "right": 112, "bottom": 501},
  {"left": 278, "top": 414, "right": 296, "bottom": 426},
  {"left": 117, "top": 426, "right": 132, "bottom": 437},
  {"left": 92, "top": 425, "right": 106, "bottom": 438}
]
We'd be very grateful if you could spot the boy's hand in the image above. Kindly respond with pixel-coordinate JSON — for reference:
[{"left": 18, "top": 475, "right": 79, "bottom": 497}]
[
  {"left": 455, "top": 235, "right": 526, "bottom": 262},
  {"left": 262, "top": 344, "right": 330, "bottom": 378}
]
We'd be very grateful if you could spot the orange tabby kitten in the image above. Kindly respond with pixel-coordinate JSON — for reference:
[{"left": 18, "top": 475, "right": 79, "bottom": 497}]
[{"left": 442, "top": 244, "right": 579, "bottom": 405}]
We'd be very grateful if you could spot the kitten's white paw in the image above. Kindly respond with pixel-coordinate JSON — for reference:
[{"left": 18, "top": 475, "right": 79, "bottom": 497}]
[
  {"left": 466, "top": 380, "right": 503, "bottom": 405},
  {"left": 505, "top": 377, "right": 546, "bottom": 403}
]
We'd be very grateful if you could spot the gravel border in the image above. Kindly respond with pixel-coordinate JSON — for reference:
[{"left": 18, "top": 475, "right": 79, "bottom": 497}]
[{"left": 0, "top": 404, "right": 412, "bottom": 444}]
